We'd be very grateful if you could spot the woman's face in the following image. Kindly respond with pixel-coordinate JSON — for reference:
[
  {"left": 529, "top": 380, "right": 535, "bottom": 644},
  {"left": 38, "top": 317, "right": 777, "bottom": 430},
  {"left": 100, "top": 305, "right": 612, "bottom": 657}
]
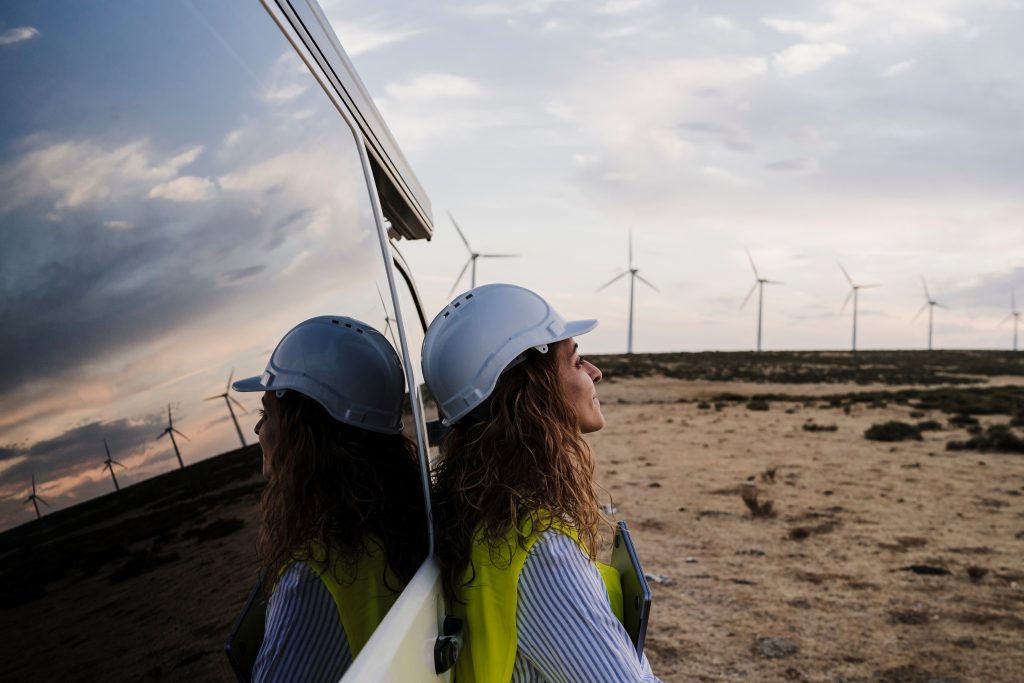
[
  {"left": 255, "top": 391, "right": 280, "bottom": 478},
  {"left": 555, "top": 338, "right": 604, "bottom": 433}
]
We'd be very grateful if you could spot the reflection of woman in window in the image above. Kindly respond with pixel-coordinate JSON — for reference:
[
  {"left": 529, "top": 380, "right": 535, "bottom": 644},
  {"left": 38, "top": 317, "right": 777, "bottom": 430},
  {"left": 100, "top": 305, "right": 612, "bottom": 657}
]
[
  {"left": 424, "top": 284, "right": 661, "bottom": 683},
  {"left": 233, "top": 316, "right": 427, "bottom": 682}
]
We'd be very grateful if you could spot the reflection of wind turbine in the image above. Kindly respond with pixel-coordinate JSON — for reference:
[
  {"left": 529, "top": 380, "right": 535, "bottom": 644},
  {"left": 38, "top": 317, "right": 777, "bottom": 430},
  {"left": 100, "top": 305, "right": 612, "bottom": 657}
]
[
  {"left": 447, "top": 211, "right": 520, "bottom": 296},
  {"left": 158, "top": 404, "right": 189, "bottom": 468},
  {"left": 377, "top": 287, "right": 398, "bottom": 347},
  {"left": 741, "top": 250, "right": 783, "bottom": 352},
  {"left": 205, "top": 369, "right": 247, "bottom": 449},
  {"left": 24, "top": 475, "right": 49, "bottom": 520},
  {"left": 913, "top": 277, "right": 947, "bottom": 351},
  {"left": 1001, "top": 289, "right": 1021, "bottom": 352},
  {"left": 101, "top": 439, "right": 125, "bottom": 492},
  {"left": 597, "top": 230, "right": 659, "bottom": 354},
  {"left": 839, "top": 262, "right": 879, "bottom": 352}
]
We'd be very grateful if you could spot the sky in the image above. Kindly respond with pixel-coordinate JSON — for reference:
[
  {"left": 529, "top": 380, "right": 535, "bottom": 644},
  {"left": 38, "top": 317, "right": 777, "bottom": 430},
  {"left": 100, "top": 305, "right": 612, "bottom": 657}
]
[
  {"left": 1, "top": 0, "right": 1022, "bottom": 530},
  {"left": 324, "top": 0, "right": 1024, "bottom": 354}
]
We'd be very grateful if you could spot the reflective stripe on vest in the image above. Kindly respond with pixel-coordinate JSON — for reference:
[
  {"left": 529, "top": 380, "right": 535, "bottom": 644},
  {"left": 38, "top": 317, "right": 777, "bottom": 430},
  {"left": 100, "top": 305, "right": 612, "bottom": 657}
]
[
  {"left": 451, "top": 517, "right": 624, "bottom": 683},
  {"left": 301, "top": 539, "right": 403, "bottom": 657}
]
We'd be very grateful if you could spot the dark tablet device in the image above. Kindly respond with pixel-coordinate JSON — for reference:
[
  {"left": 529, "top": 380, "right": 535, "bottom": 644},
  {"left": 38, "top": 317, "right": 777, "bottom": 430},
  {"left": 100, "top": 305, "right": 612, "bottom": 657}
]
[
  {"left": 225, "top": 572, "right": 269, "bottom": 683},
  {"left": 610, "top": 521, "right": 651, "bottom": 657}
]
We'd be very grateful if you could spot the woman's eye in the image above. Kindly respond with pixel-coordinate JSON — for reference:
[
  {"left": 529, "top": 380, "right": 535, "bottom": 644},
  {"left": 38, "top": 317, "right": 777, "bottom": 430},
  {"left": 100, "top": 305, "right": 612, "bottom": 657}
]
[
  {"left": 257, "top": 409, "right": 266, "bottom": 418},
  {"left": 575, "top": 356, "right": 585, "bottom": 369}
]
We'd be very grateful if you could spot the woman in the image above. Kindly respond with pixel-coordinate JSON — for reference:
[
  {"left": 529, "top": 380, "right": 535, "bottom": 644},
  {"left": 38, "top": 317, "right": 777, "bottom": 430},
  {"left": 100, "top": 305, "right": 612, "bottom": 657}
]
[
  {"left": 232, "top": 315, "right": 427, "bottom": 682},
  {"left": 423, "top": 284, "right": 661, "bottom": 683}
]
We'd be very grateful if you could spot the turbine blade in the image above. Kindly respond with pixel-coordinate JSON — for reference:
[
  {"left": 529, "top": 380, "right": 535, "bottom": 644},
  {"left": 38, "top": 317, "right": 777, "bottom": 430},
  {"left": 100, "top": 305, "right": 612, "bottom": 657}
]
[
  {"left": 912, "top": 303, "right": 928, "bottom": 321},
  {"left": 226, "top": 367, "right": 234, "bottom": 392},
  {"left": 999, "top": 314, "right": 1012, "bottom": 327},
  {"left": 1012, "top": 289, "right": 1017, "bottom": 311},
  {"left": 37, "top": 496, "right": 49, "bottom": 506},
  {"left": 597, "top": 271, "right": 628, "bottom": 292},
  {"left": 477, "top": 253, "right": 520, "bottom": 258},
  {"left": 636, "top": 274, "right": 660, "bottom": 292},
  {"left": 629, "top": 230, "right": 634, "bottom": 269},
  {"left": 157, "top": 430, "right": 167, "bottom": 440},
  {"left": 448, "top": 259, "right": 473, "bottom": 297},
  {"left": 838, "top": 262, "right": 854, "bottom": 286},
  {"left": 840, "top": 289, "right": 854, "bottom": 314},
  {"left": 104, "top": 439, "right": 111, "bottom": 458},
  {"left": 203, "top": 394, "right": 222, "bottom": 401},
  {"left": 174, "top": 429, "right": 191, "bottom": 441},
  {"left": 112, "top": 460, "right": 125, "bottom": 468},
  {"left": 859, "top": 283, "right": 880, "bottom": 289},
  {"left": 746, "top": 249, "right": 760, "bottom": 279},
  {"left": 447, "top": 211, "right": 473, "bottom": 253},
  {"left": 921, "top": 276, "right": 931, "bottom": 301},
  {"left": 934, "top": 302, "right": 949, "bottom": 310},
  {"left": 228, "top": 395, "right": 248, "bottom": 413},
  {"left": 766, "top": 280, "right": 784, "bottom": 285},
  {"left": 740, "top": 281, "right": 758, "bottom": 309}
]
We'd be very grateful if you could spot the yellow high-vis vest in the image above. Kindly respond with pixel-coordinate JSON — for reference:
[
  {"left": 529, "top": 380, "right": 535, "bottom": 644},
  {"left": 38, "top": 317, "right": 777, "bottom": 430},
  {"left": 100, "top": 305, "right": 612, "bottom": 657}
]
[
  {"left": 451, "top": 516, "right": 624, "bottom": 683},
  {"left": 303, "top": 539, "right": 403, "bottom": 657}
]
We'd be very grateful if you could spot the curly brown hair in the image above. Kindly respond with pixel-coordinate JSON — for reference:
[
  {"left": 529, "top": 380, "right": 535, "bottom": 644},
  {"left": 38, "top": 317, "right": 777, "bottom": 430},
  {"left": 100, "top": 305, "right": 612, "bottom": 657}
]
[
  {"left": 257, "top": 390, "right": 427, "bottom": 589},
  {"left": 431, "top": 339, "right": 601, "bottom": 599}
]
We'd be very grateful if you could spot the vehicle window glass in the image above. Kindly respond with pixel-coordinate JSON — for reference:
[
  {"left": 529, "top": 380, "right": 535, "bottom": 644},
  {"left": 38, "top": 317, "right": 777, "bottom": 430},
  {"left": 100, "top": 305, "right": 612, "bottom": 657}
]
[{"left": 0, "top": 0, "right": 427, "bottom": 661}]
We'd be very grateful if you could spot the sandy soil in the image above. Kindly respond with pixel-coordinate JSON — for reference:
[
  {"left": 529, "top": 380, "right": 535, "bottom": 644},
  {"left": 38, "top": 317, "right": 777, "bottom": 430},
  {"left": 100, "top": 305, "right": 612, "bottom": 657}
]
[
  {"left": 2, "top": 376, "right": 1022, "bottom": 682},
  {"left": 591, "top": 377, "right": 1024, "bottom": 683}
]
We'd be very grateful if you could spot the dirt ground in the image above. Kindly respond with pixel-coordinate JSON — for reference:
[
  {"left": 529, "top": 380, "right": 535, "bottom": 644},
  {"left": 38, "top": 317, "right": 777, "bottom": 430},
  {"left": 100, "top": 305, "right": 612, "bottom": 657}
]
[
  {"left": 590, "top": 377, "right": 1024, "bottom": 683},
  {"left": 2, "top": 376, "right": 1022, "bottom": 682}
]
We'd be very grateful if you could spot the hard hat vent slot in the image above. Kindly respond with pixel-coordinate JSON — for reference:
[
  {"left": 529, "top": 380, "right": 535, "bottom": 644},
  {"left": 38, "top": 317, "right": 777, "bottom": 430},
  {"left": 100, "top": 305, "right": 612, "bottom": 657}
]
[
  {"left": 454, "top": 302, "right": 461, "bottom": 308},
  {"left": 466, "top": 293, "right": 473, "bottom": 299},
  {"left": 331, "top": 319, "right": 339, "bottom": 324}
]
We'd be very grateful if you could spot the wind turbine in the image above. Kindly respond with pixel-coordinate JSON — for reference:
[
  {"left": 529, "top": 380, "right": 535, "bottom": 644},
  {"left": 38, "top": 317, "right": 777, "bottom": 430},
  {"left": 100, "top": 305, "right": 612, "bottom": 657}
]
[
  {"left": 24, "top": 475, "right": 49, "bottom": 520},
  {"left": 913, "top": 277, "right": 947, "bottom": 351},
  {"left": 1001, "top": 289, "right": 1020, "bottom": 352},
  {"left": 741, "top": 250, "right": 783, "bottom": 352},
  {"left": 101, "top": 439, "right": 125, "bottom": 492},
  {"left": 838, "top": 262, "right": 879, "bottom": 352},
  {"left": 447, "top": 211, "right": 520, "bottom": 296},
  {"left": 205, "top": 369, "right": 247, "bottom": 449},
  {"left": 377, "top": 287, "right": 398, "bottom": 348},
  {"left": 597, "top": 230, "right": 659, "bottom": 354},
  {"left": 158, "top": 404, "right": 189, "bottom": 468}
]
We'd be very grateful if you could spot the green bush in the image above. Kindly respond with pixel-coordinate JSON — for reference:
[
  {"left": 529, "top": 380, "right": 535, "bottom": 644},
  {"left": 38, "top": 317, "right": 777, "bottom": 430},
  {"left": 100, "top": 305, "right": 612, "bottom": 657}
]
[
  {"left": 865, "top": 421, "right": 922, "bottom": 442},
  {"left": 947, "top": 424, "right": 1024, "bottom": 454}
]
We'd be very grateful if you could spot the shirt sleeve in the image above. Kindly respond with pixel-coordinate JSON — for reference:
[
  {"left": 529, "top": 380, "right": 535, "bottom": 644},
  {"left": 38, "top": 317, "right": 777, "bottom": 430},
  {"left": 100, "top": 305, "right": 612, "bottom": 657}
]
[
  {"left": 516, "top": 531, "right": 662, "bottom": 683},
  {"left": 253, "top": 561, "right": 352, "bottom": 683}
]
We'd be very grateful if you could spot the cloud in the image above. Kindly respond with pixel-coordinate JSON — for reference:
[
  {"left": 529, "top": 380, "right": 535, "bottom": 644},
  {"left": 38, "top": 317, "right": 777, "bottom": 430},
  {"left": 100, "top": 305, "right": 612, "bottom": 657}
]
[
  {"left": 148, "top": 176, "right": 217, "bottom": 201},
  {"left": 0, "top": 26, "right": 39, "bottom": 46},
  {"left": 597, "top": 0, "right": 660, "bottom": 15},
  {"left": 771, "top": 42, "right": 851, "bottom": 77},
  {"left": 103, "top": 220, "right": 134, "bottom": 231},
  {"left": 0, "top": 138, "right": 203, "bottom": 213},
  {"left": 324, "top": 14, "right": 424, "bottom": 56},
  {"left": 882, "top": 59, "right": 918, "bottom": 77},
  {"left": 764, "top": 158, "right": 819, "bottom": 174},
  {"left": 385, "top": 73, "right": 482, "bottom": 101}
]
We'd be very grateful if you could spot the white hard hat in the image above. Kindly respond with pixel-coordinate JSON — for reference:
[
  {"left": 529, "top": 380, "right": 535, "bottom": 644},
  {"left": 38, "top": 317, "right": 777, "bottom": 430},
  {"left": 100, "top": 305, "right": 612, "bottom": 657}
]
[
  {"left": 421, "top": 283, "right": 597, "bottom": 425},
  {"left": 233, "top": 316, "right": 405, "bottom": 434}
]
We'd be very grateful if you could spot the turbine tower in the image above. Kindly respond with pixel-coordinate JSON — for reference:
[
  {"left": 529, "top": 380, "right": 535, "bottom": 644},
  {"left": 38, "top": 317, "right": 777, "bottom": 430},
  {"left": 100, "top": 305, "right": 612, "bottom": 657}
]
[
  {"left": 101, "top": 439, "right": 125, "bottom": 492},
  {"left": 377, "top": 288, "right": 398, "bottom": 348},
  {"left": 597, "top": 230, "right": 659, "bottom": 354},
  {"left": 1001, "top": 289, "right": 1020, "bottom": 352},
  {"left": 447, "top": 211, "right": 520, "bottom": 296},
  {"left": 839, "top": 262, "right": 879, "bottom": 352},
  {"left": 741, "top": 250, "right": 783, "bottom": 352},
  {"left": 158, "top": 404, "right": 189, "bottom": 468},
  {"left": 24, "top": 475, "right": 49, "bottom": 520},
  {"left": 913, "top": 277, "right": 946, "bottom": 351},
  {"left": 205, "top": 369, "right": 247, "bottom": 448}
]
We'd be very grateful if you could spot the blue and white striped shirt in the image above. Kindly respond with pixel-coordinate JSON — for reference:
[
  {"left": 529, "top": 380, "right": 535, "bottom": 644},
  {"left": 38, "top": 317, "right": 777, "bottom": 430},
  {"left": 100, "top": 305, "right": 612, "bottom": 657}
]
[
  {"left": 513, "top": 531, "right": 661, "bottom": 682},
  {"left": 253, "top": 562, "right": 351, "bottom": 683},
  {"left": 253, "top": 534, "right": 660, "bottom": 682}
]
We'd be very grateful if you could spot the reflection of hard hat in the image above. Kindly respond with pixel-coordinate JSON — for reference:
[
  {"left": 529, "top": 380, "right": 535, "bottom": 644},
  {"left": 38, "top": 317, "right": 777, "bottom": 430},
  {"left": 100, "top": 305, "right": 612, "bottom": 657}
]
[
  {"left": 233, "top": 316, "right": 405, "bottom": 434},
  {"left": 422, "top": 283, "right": 597, "bottom": 425}
]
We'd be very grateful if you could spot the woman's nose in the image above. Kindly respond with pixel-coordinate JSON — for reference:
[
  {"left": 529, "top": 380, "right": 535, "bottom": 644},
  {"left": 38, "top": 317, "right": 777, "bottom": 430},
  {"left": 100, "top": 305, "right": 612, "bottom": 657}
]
[
  {"left": 254, "top": 417, "right": 263, "bottom": 436},
  {"left": 585, "top": 360, "right": 602, "bottom": 384}
]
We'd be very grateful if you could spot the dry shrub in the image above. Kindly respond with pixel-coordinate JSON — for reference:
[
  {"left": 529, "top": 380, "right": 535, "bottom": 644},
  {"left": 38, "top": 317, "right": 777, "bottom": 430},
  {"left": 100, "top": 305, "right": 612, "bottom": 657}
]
[
  {"left": 740, "top": 484, "right": 776, "bottom": 518},
  {"left": 864, "top": 421, "right": 922, "bottom": 442}
]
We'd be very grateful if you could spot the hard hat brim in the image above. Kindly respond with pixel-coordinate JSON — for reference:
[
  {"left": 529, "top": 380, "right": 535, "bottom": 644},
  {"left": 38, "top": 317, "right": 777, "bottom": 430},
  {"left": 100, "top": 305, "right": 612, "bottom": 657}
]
[
  {"left": 231, "top": 375, "right": 266, "bottom": 393},
  {"left": 559, "top": 318, "right": 599, "bottom": 342}
]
